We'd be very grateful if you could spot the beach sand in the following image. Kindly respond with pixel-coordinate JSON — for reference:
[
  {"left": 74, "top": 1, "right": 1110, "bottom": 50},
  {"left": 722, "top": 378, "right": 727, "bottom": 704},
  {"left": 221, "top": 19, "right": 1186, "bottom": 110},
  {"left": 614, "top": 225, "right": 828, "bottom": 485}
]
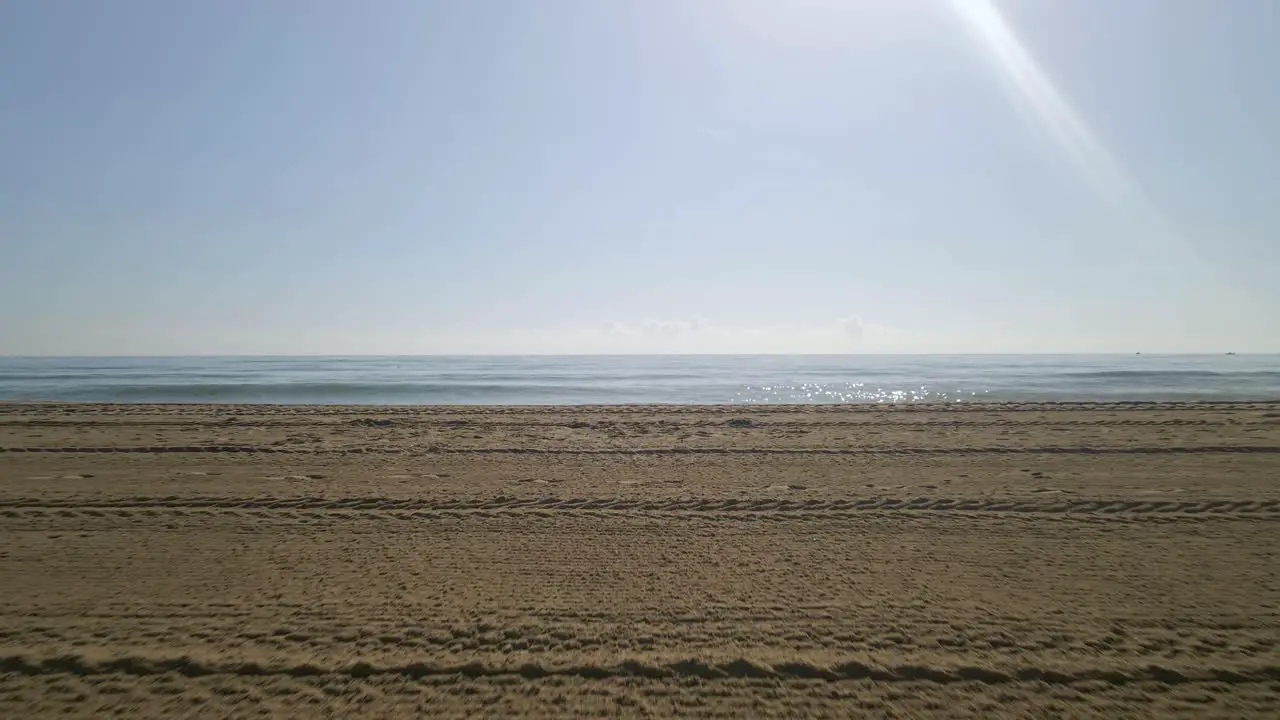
[{"left": 2, "top": 402, "right": 1280, "bottom": 718}]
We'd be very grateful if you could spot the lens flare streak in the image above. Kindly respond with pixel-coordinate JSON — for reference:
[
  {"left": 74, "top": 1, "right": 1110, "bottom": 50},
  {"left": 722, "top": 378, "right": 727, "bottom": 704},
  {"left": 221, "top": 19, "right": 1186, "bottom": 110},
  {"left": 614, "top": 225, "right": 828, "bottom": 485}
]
[{"left": 950, "top": 0, "right": 1193, "bottom": 265}]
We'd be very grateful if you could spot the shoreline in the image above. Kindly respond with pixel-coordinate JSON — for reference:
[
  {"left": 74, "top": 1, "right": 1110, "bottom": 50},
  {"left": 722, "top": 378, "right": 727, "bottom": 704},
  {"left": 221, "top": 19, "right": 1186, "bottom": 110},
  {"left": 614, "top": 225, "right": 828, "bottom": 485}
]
[{"left": 5, "top": 398, "right": 1280, "bottom": 407}]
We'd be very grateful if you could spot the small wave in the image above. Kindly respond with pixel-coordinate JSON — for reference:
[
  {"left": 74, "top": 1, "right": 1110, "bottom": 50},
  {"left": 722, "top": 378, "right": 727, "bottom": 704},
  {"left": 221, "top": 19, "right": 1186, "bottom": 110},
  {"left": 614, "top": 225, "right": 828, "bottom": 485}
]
[
  {"left": 1060, "top": 370, "right": 1280, "bottom": 380},
  {"left": 0, "top": 373, "right": 129, "bottom": 382},
  {"left": 6, "top": 381, "right": 659, "bottom": 404}
]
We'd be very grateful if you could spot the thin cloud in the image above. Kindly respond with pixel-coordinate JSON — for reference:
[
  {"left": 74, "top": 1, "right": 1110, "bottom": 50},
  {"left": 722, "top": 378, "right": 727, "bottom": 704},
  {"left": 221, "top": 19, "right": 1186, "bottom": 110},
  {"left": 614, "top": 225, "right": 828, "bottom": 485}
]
[
  {"left": 838, "top": 316, "right": 865, "bottom": 341},
  {"left": 588, "top": 316, "right": 902, "bottom": 354}
]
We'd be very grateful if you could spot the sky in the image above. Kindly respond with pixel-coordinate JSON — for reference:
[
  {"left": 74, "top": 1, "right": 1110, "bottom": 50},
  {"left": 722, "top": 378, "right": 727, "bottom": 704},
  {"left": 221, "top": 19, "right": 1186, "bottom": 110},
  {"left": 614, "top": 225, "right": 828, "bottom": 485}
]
[{"left": 1, "top": 0, "right": 1277, "bottom": 355}]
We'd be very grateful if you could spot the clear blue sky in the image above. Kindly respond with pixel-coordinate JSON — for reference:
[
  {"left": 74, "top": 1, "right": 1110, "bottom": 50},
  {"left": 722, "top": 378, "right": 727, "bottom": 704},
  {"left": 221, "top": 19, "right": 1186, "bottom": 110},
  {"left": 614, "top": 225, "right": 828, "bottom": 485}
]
[{"left": 2, "top": 0, "right": 1277, "bottom": 354}]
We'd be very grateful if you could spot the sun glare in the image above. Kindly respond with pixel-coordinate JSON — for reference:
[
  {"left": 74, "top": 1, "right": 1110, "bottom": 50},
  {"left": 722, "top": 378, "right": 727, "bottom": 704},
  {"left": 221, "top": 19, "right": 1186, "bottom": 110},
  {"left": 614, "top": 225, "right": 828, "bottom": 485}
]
[{"left": 950, "top": 0, "right": 1195, "bottom": 267}]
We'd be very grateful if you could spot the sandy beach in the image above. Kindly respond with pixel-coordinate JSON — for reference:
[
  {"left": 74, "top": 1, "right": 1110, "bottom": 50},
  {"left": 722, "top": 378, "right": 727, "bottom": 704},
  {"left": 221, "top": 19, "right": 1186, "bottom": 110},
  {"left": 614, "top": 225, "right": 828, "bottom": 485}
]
[{"left": 2, "top": 401, "right": 1279, "bottom": 717}]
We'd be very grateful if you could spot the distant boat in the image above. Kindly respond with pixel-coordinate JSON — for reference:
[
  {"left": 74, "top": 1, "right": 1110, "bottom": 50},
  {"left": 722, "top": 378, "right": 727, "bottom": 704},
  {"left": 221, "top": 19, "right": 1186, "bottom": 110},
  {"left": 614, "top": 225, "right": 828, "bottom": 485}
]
[{"left": 1226, "top": 352, "right": 1237, "bottom": 356}]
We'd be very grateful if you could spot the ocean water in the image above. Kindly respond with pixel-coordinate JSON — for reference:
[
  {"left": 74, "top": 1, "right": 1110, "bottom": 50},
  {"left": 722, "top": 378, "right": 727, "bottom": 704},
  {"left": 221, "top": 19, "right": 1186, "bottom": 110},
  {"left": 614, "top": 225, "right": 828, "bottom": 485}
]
[{"left": 1, "top": 355, "right": 1278, "bottom": 405}]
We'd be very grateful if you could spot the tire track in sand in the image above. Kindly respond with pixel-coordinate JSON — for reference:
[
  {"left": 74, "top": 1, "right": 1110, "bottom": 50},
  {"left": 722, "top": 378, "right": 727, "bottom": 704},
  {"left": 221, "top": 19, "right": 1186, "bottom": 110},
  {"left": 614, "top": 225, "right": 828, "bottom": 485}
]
[
  {"left": 3, "top": 496, "right": 1278, "bottom": 521},
  {"left": 3, "top": 418, "right": 1266, "bottom": 428},
  {"left": 4, "top": 444, "right": 1280, "bottom": 455},
  {"left": 2, "top": 652, "right": 1277, "bottom": 687}
]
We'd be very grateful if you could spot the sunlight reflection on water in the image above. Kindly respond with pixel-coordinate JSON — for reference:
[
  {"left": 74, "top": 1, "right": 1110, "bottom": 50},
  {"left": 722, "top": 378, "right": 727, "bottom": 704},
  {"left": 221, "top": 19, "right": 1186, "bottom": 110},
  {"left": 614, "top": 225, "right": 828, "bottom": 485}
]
[{"left": 732, "top": 382, "right": 992, "bottom": 404}]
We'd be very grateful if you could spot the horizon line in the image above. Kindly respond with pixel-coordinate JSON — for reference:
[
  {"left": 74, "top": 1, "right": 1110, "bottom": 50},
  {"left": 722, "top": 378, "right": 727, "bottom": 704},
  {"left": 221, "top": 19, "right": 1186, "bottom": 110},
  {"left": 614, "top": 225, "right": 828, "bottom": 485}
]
[{"left": 0, "top": 352, "right": 1268, "bottom": 360}]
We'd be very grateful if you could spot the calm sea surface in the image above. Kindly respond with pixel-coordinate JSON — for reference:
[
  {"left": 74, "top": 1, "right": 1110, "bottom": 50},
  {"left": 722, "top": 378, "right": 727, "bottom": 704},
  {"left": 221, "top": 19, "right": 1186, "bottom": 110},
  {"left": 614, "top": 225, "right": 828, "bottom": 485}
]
[{"left": 0, "top": 355, "right": 1277, "bottom": 405}]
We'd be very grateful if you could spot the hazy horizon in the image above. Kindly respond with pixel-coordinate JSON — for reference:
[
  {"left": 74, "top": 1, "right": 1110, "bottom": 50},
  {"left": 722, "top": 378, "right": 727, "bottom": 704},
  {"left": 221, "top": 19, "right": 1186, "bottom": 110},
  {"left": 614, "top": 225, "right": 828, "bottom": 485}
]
[
  {"left": 4, "top": 0, "right": 1278, "bottom": 355},
  {"left": 1, "top": 351, "right": 1272, "bottom": 360}
]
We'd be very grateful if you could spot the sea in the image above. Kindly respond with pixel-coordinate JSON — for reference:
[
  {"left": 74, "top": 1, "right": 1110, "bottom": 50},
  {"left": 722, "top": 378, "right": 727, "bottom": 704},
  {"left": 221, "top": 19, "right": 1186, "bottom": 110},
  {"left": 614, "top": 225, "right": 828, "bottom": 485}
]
[{"left": 1, "top": 355, "right": 1278, "bottom": 405}]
